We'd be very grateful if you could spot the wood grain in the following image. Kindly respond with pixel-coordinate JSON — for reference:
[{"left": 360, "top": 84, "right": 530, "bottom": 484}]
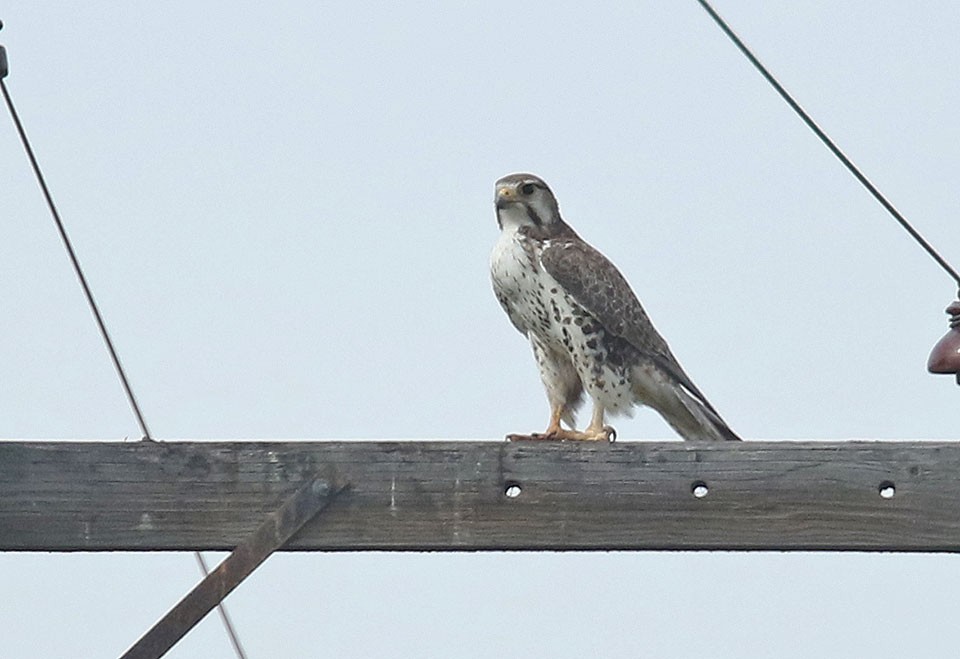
[{"left": 1, "top": 440, "right": 958, "bottom": 552}]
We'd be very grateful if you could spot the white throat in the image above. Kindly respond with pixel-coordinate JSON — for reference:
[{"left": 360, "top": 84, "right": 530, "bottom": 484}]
[{"left": 496, "top": 204, "right": 530, "bottom": 233}]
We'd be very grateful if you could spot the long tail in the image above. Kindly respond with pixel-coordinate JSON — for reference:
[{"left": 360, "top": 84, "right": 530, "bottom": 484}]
[
  {"left": 632, "top": 362, "right": 741, "bottom": 441},
  {"left": 666, "top": 386, "right": 741, "bottom": 441}
]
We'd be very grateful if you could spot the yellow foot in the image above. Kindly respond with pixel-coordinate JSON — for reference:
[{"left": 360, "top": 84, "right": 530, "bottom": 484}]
[{"left": 506, "top": 426, "right": 616, "bottom": 442}]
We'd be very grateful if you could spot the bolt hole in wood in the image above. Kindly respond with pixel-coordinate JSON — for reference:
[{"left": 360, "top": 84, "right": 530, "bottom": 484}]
[
  {"left": 503, "top": 481, "right": 522, "bottom": 499},
  {"left": 691, "top": 481, "right": 709, "bottom": 498},
  {"left": 879, "top": 481, "right": 896, "bottom": 499}
]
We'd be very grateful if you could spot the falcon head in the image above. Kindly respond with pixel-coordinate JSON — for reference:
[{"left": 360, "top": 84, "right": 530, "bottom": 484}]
[{"left": 495, "top": 173, "right": 562, "bottom": 232}]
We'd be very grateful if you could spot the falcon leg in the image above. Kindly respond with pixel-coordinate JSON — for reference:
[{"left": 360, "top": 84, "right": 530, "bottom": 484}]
[
  {"left": 508, "top": 403, "right": 616, "bottom": 442},
  {"left": 546, "top": 403, "right": 564, "bottom": 435},
  {"left": 506, "top": 403, "right": 565, "bottom": 442},
  {"left": 547, "top": 403, "right": 616, "bottom": 441},
  {"left": 583, "top": 403, "right": 617, "bottom": 442}
]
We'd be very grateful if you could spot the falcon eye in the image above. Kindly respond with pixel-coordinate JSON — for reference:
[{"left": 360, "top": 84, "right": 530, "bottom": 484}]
[{"left": 520, "top": 183, "right": 536, "bottom": 196}]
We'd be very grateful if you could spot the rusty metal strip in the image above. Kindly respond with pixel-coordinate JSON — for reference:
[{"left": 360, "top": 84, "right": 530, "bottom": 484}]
[{"left": 120, "top": 477, "right": 345, "bottom": 659}]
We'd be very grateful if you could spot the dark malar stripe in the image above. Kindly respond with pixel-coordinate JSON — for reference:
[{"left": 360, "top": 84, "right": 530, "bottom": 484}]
[{"left": 524, "top": 206, "right": 544, "bottom": 227}]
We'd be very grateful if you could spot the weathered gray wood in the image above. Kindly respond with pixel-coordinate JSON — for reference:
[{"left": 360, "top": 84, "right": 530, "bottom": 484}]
[{"left": 1, "top": 440, "right": 959, "bottom": 552}]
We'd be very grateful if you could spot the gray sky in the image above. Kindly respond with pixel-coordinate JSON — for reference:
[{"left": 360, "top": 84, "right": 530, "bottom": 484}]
[{"left": 2, "top": 1, "right": 959, "bottom": 657}]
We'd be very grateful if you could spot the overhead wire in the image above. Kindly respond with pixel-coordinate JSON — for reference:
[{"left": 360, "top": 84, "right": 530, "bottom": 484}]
[
  {"left": 1, "top": 76, "right": 153, "bottom": 441},
  {"left": 195, "top": 552, "right": 248, "bottom": 659},
  {"left": 0, "top": 35, "right": 248, "bottom": 659},
  {"left": 695, "top": 0, "right": 960, "bottom": 294}
]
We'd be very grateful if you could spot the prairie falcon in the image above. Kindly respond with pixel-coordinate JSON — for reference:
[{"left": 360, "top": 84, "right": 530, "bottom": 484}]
[{"left": 490, "top": 173, "right": 740, "bottom": 442}]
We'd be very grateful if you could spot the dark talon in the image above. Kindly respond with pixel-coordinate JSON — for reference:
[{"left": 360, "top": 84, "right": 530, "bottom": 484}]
[
  {"left": 604, "top": 425, "right": 617, "bottom": 442},
  {"left": 506, "top": 432, "right": 543, "bottom": 442}
]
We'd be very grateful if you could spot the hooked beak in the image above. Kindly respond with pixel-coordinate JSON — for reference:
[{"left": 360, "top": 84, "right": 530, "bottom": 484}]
[{"left": 495, "top": 185, "right": 516, "bottom": 209}]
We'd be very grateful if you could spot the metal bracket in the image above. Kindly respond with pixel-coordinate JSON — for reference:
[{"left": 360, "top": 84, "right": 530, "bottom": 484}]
[{"left": 120, "top": 476, "right": 347, "bottom": 659}]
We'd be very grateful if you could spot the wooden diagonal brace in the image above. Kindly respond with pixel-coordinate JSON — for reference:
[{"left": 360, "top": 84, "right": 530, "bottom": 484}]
[{"left": 120, "top": 476, "right": 346, "bottom": 659}]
